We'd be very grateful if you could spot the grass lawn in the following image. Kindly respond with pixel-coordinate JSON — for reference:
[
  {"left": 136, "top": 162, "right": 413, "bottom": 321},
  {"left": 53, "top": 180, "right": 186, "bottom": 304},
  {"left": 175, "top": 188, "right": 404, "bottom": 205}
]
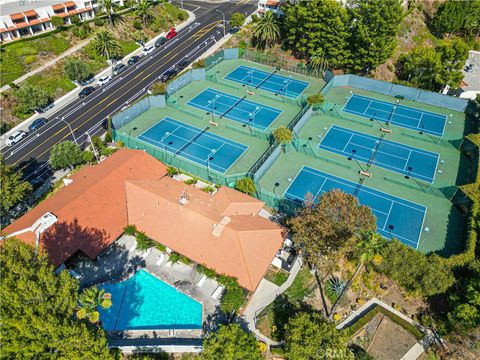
[{"left": 264, "top": 267, "right": 289, "bottom": 286}]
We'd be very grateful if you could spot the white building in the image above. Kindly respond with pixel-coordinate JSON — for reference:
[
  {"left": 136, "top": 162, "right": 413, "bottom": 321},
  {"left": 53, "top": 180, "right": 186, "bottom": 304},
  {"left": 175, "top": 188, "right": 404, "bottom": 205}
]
[{"left": 257, "top": 0, "right": 284, "bottom": 16}]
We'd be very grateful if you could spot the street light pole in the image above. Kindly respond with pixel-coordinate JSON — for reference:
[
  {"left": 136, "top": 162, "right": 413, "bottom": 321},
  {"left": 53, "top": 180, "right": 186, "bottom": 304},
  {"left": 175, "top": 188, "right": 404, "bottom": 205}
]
[
  {"left": 216, "top": 9, "right": 226, "bottom": 37},
  {"left": 60, "top": 117, "right": 78, "bottom": 145},
  {"left": 86, "top": 131, "right": 100, "bottom": 162}
]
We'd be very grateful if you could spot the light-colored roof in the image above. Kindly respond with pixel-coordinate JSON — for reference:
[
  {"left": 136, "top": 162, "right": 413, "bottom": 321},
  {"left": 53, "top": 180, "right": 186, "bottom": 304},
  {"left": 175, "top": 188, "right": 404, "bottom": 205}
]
[
  {"left": 2, "top": 149, "right": 167, "bottom": 266},
  {"left": 125, "top": 178, "right": 283, "bottom": 291},
  {"left": 0, "top": 0, "right": 57, "bottom": 16}
]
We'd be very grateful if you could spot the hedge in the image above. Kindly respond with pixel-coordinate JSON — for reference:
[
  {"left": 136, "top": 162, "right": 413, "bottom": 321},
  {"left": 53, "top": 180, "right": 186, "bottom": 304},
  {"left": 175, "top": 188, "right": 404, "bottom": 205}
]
[{"left": 344, "top": 304, "right": 424, "bottom": 340}]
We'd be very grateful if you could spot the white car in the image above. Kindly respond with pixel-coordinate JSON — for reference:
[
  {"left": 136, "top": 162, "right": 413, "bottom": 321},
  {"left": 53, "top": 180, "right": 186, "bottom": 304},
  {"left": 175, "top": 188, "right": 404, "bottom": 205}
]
[
  {"left": 96, "top": 75, "right": 112, "bottom": 87},
  {"left": 142, "top": 46, "right": 155, "bottom": 56},
  {"left": 6, "top": 130, "right": 27, "bottom": 146}
]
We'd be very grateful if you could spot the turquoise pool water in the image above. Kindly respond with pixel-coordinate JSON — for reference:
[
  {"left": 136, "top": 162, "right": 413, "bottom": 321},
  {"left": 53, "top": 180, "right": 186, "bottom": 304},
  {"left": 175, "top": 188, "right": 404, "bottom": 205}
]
[{"left": 98, "top": 269, "right": 202, "bottom": 331}]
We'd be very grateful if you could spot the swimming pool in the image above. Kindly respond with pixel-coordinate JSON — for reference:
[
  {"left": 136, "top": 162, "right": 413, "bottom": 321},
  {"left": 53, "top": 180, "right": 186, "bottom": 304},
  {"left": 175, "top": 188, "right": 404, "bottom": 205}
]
[{"left": 98, "top": 269, "right": 202, "bottom": 331}]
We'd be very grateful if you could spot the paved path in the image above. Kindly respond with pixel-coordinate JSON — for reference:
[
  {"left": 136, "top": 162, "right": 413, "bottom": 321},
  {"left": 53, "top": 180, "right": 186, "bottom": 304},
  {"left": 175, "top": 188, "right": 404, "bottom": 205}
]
[
  {"left": 242, "top": 256, "right": 303, "bottom": 345},
  {"left": 0, "top": 38, "right": 91, "bottom": 93}
]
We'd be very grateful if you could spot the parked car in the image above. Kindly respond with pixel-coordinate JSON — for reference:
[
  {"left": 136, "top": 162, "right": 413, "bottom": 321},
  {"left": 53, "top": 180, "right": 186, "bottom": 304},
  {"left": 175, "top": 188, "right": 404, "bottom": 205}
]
[
  {"left": 142, "top": 46, "right": 155, "bottom": 56},
  {"left": 78, "top": 86, "right": 95, "bottom": 98},
  {"left": 160, "top": 69, "right": 177, "bottom": 82},
  {"left": 28, "top": 117, "right": 48, "bottom": 132},
  {"left": 96, "top": 76, "right": 112, "bottom": 86},
  {"left": 6, "top": 130, "right": 27, "bottom": 146},
  {"left": 79, "top": 77, "right": 95, "bottom": 86},
  {"left": 166, "top": 28, "right": 177, "bottom": 40},
  {"left": 155, "top": 37, "right": 167, "bottom": 47},
  {"left": 128, "top": 55, "right": 140, "bottom": 65},
  {"left": 177, "top": 59, "right": 189, "bottom": 71},
  {"left": 112, "top": 63, "right": 127, "bottom": 76}
]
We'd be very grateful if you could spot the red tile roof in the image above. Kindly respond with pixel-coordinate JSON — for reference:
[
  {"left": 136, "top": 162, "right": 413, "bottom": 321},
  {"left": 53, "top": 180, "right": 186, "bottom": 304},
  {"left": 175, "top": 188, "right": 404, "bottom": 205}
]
[
  {"left": 125, "top": 179, "right": 284, "bottom": 291},
  {"left": 2, "top": 149, "right": 167, "bottom": 266},
  {"left": 10, "top": 13, "right": 25, "bottom": 21}
]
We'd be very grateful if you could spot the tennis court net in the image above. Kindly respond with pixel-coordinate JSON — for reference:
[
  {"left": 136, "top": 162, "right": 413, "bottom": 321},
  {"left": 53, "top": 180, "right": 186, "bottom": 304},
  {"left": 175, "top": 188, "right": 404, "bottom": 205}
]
[
  {"left": 255, "top": 69, "right": 277, "bottom": 89},
  {"left": 174, "top": 126, "right": 210, "bottom": 155},
  {"left": 367, "top": 132, "right": 387, "bottom": 168},
  {"left": 219, "top": 95, "right": 246, "bottom": 119}
]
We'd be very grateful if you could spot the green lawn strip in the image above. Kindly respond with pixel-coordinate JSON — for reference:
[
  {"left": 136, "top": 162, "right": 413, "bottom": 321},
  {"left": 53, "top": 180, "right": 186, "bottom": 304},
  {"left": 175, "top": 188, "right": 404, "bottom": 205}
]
[
  {"left": 283, "top": 266, "right": 316, "bottom": 302},
  {"left": 264, "top": 268, "right": 289, "bottom": 286},
  {"left": 344, "top": 304, "right": 424, "bottom": 340}
]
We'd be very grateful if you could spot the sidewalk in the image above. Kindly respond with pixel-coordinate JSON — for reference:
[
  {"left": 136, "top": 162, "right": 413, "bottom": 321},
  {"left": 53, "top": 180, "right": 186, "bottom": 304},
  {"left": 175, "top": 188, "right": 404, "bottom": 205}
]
[
  {"left": 0, "top": 38, "right": 91, "bottom": 93},
  {"left": 0, "top": 10, "right": 196, "bottom": 149},
  {"left": 242, "top": 256, "right": 302, "bottom": 345}
]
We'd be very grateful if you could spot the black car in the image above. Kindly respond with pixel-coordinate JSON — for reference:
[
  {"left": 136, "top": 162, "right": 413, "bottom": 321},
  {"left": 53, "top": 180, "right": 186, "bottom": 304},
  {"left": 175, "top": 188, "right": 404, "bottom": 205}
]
[
  {"left": 78, "top": 86, "right": 95, "bottom": 98},
  {"left": 128, "top": 55, "right": 140, "bottom": 65},
  {"left": 160, "top": 69, "right": 177, "bottom": 82},
  {"left": 177, "top": 59, "right": 189, "bottom": 71},
  {"left": 155, "top": 37, "right": 167, "bottom": 47},
  {"left": 28, "top": 117, "right": 47, "bottom": 132}
]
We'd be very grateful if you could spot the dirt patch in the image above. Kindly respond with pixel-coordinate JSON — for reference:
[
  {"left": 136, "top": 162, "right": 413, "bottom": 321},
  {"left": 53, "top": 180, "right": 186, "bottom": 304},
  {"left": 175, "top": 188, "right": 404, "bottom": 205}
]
[{"left": 366, "top": 316, "right": 418, "bottom": 360}]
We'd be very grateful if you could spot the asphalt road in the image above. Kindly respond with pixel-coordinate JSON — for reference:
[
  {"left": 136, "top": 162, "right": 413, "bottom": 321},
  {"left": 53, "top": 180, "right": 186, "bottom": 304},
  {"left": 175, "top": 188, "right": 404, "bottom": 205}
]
[{"left": 2, "top": 0, "right": 256, "bottom": 182}]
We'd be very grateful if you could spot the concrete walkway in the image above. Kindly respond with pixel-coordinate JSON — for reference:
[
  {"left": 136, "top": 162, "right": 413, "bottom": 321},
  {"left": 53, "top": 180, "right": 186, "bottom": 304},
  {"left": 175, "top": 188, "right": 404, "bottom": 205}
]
[
  {"left": 242, "top": 256, "right": 303, "bottom": 345},
  {"left": 0, "top": 38, "right": 91, "bottom": 93}
]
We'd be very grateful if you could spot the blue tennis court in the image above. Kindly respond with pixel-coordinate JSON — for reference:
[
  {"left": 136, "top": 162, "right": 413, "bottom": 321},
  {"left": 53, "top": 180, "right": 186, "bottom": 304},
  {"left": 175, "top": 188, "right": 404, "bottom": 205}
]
[
  {"left": 343, "top": 94, "right": 447, "bottom": 137},
  {"left": 187, "top": 88, "right": 282, "bottom": 130},
  {"left": 224, "top": 65, "right": 310, "bottom": 99},
  {"left": 138, "top": 117, "right": 248, "bottom": 173},
  {"left": 319, "top": 126, "right": 439, "bottom": 183},
  {"left": 285, "top": 166, "right": 426, "bottom": 248}
]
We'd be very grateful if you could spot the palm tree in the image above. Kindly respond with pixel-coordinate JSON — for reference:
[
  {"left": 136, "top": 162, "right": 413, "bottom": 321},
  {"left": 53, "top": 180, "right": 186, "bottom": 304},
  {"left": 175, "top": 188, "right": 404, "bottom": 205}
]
[
  {"left": 77, "top": 287, "right": 112, "bottom": 324},
  {"left": 91, "top": 30, "right": 121, "bottom": 65},
  {"left": 309, "top": 51, "right": 329, "bottom": 75},
  {"left": 135, "top": 0, "right": 154, "bottom": 28},
  {"left": 328, "top": 232, "right": 384, "bottom": 319},
  {"left": 97, "top": 0, "right": 118, "bottom": 28},
  {"left": 253, "top": 11, "right": 280, "bottom": 49}
]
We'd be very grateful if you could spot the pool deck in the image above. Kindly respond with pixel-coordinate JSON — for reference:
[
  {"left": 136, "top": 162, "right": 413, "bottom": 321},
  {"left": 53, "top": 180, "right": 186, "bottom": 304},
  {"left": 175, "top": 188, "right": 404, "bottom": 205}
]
[{"left": 70, "top": 235, "right": 223, "bottom": 338}]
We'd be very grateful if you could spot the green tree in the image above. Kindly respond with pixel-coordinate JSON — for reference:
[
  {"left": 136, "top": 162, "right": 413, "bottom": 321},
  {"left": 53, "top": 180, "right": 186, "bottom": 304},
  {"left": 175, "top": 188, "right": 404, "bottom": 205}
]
[
  {"left": 50, "top": 15, "right": 64, "bottom": 28},
  {"left": 64, "top": 58, "right": 92, "bottom": 82},
  {"left": 348, "top": 0, "right": 404, "bottom": 73},
  {"left": 282, "top": 0, "right": 351, "bottom": 68},
  {"left": 436, "top": 38, "right": 470, "bottom": 89},
  {"left": 135, "top": 0, "right": 154, "bottom": 28},
  {"left": 77, "top": 287, "right": 112, "bottom": 324},
  {"left": 431, "top": 0, "right": 480, "bottom": 38},
  {"left": 329, "top": 232, "right": 384, "bottom": 319},
  {"left": 200, "top": 324, "right": 262, "bottom": 360},
  {"left": 14, "top": 83, "right": 51, "bottom": 113},
  {"left": 273, "top": 126, "right": 293, "bottom": 144},
  {"left": 284, "top": 312, "right": 352, "bottom": 360},
  {"left": 91, "top": 30, "right": 121, "bottom": 63},
  {"left": 0, "top": 238, "right": 112, "bottom": 359},
  {"left": 0, "top": 155, "right": 32, "bottom": 220},
  {"left": 50, "top": 140, "right": 84, "bottom": 170},
  {"left": 220, "top": 285, "right": 245, "bottom": 320},
  {"left": 98, "top": 0, "right": 118, "bottom": 28},
  {"left": 376, "top": 239, "right": 454, "bottom": 297},
  {"left": 230, "top": 12, "right": 246, "bottom": 28},
  {"left": 288, "top": 189, "right": 376, "bottom": 316},
  {"left": 234, "top": 177, "right": 256, "bottom": 196},
  {"left": 253, "top": 11, "right": 280, "bottom": 49}
]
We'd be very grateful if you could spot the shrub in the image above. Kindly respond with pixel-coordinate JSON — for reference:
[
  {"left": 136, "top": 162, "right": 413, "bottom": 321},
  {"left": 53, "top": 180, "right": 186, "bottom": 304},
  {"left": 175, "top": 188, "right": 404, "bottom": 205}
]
[
  {"left": 180, "top": 255, "right": 191, "bottom": 265},
  {"left": 14, "top": 83, "right": 51, "bottom": 113},
  {"left": 230, "top": 12, "right": 246, "bottom": 28},
  {"left": 251, "top": 14, "right": 260, "bottom": 23},
  {"left": 184, "top": 178, "right": 197, "bottom": 185},
  {"left": 169, "top": 252, "right": 181, "bottom": 264},
  {"left": 234, "top": 177, "right": 256, "bottom": 196},
  {"left": 150, "top": 82, "right": 167, "bottom": 95},
  {"left": 192, "top": 59, "right": 205, "bottom": 69},
  {"left": 135, "top": 231, "right": 155, "bottom": 250},
  {"left": 8, "top": 82, "right": 18, "bottom": 90},
  {"left": 104, "top": 132, "right": 112, "bottom": 143},
  {"left": 166, "top": 166, "right": 179, "bottom": 177},
  {"left": 177, "top": 12, "right": 186, "bottom": 21},
  {"left": 197, "top": 264, "right": 216, "bottom": 278},
  {"left": 49, "top": 141, "right": 84, "bottom": 170},
  {"left": 307, "top": 93, "right": 324, "bottom": 109},
  {"left": 133, "top": 20, "right": 142, "bottom": 30},
  {"left": 202, "top": 185, "right": 215, "bottom": 193},
  {"left": 123, "top": 224, "right": 138, "bottom": 236},
  {"left": 155, "top": 243, "right": 167, "bottom": 252},
  {"left": 273, "top": 126, "right": 293, "bottom": 144},
  {"left": 70, "top": 14, "right": 81, "bottom": 25},
  {"left": 220, "top": 285, "right": 245, "bottom": 315},
  {"left": 50, "top": 16, "right": 64, "bottom": 28},
  {"left": 83, "top": 150, "right": 95, "bottom": 164},
  {"left": 93, "top": 17, "right": 104, "bottom": 27},
  {"left": 64, "top": 58, "right": 92, "bottom": 82}
]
